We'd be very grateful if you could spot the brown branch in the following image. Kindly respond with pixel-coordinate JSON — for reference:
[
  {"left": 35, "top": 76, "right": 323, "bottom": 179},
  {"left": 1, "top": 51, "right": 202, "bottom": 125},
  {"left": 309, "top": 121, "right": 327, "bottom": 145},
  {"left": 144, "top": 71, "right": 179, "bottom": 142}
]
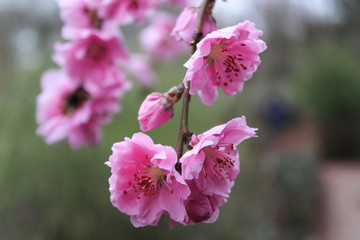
[{"left": 175, "top": 0, "right": 216, "bottom": 159}]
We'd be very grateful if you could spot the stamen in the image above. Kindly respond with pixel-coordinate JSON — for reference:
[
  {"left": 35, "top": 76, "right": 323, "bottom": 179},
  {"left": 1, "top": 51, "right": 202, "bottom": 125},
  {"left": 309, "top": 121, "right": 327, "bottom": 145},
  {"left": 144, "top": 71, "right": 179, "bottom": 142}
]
[
  {"left": 161, "top": 180, "right": 175, "bottom": 194},
  {"left": 124, "top": 163, "right": 169, "bottom": 198},
  {"left": 207, "top": 42, "right": 249, "bottom": 87},
  {"left": 204, "top": 145, "right": 236, "bottom": 181}
]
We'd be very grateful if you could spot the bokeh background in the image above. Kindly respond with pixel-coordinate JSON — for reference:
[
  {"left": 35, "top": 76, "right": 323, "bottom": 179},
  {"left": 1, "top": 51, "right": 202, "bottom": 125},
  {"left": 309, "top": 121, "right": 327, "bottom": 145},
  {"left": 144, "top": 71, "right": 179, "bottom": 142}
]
[{"left": 1, "top": 0, "right": 360, "bottom": 239}]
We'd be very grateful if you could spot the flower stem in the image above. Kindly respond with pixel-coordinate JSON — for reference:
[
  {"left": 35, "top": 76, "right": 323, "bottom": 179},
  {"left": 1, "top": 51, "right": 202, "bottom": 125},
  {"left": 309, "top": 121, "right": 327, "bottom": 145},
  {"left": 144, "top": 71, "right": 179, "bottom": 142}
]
[{"left": 176, "top": 0, "right": 216, "bottom": 159}]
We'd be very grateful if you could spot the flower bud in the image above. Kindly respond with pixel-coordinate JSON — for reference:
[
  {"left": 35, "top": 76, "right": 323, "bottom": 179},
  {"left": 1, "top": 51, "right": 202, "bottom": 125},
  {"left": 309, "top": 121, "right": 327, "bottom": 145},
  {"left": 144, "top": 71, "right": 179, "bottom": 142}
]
[{"left": 138, "top": 85, "right": 184, "bottom": 132}]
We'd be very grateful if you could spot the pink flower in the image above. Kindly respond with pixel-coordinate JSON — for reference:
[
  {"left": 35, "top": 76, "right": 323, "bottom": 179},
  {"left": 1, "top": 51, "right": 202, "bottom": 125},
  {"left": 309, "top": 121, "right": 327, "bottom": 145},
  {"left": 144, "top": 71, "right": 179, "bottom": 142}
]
[
  {"left": 140, "top": 12, "right": 187, "bottom": 60},
  {"left": 182, "top": 180, "right": 226, "bottom": 225},
  {"left": 183, "top": 20, "right": 267, "bottom": 105},
  {"left": 101, "top": 0, "right": 162, "bottom": 25},
  {"left": 138, "top": 86, "right": 183, "bottom": 132},
  {"left": 53, "top": 30, "right": 128, "bottom": 82},
  {"left": 56, "top": 0, "right": 115, "bottom": 39},
  {"left": 106, "top": 132, "right": 190, "bottom": 227},
  {"left": 36, "top": 69, "right": 130, "bottom": 149},
  {"left": 171, "top": 6, "right": 217, "bottom": 45},
  {"left": 123, "top": 54, "right": 157, "bottom": 89},
  {"left": 180, "top": 116, "right": 257, "bottom": 197}
]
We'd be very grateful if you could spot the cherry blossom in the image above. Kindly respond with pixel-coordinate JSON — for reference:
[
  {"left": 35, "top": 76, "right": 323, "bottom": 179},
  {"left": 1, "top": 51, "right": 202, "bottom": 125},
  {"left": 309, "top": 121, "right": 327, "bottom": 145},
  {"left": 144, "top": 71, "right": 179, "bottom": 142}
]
[
  {"left": 140, "top": 12, "right": 187, "bottom": 60},
  {"left": 56, "top": 0, "right": 116, "bottom": 39},
  {"left": 172, "top": 6, "right": 217, "bottom": 45},
  {"left": 53, "top": 30, "right": 128, "bottom": 82},
  {"left": 122, "top": 54, "right": 157, "bottom": 89},
  {"left": 180, "top": 117, "right": 257, "bottom": 197},
  {"left": 183, "top": 20, "right": 267, "bottom": 105},
  {"left": 101, "top": 0, "right": 162, "bottom": 25},
  {"left": 106, "top": 133, "right": 190, "bottom": 227},
  {"left": 36, "top": 69, "right": 130, "bottom": 149}
]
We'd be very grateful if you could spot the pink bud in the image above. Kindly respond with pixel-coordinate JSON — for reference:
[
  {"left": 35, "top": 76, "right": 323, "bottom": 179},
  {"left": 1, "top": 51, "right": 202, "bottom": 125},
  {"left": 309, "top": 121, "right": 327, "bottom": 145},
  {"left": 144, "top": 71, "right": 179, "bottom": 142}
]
[{"left": 138, "top": 85, "right": 184, "bottom": 132}]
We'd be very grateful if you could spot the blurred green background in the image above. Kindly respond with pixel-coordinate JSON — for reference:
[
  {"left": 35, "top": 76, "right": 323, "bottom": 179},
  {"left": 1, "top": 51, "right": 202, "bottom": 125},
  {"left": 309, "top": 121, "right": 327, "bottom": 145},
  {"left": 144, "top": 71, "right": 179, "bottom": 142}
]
[{"left": 0, "top": 0, "right": 359, "bottom": 239}]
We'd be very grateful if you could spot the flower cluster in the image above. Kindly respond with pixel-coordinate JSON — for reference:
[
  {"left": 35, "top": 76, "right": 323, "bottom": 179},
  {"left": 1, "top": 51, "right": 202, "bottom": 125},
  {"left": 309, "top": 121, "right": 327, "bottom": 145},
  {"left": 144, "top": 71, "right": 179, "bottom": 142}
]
[
  {"left": 105, "top": 0, "right": 266, "bottom": 228},
  {"left": 107, "top": 117, "right": 256, "bottom": 227},
  {"left": 37, "top": 0, "right": 190, "bottom": 148},
  {"left": 39, "top": 0, "right": 267, "bottom": 229}
]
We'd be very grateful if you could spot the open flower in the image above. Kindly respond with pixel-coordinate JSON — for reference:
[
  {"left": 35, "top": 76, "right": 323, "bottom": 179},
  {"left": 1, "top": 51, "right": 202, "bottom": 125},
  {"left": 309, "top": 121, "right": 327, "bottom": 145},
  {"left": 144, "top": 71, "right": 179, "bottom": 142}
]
[
  {"left": 140, "top": 12, "right": 187, "bottom": 60},
  {"left": 56, "top": 0, "right": 115, "bottom": 39},
  {"left": 53, "top": 30, "right": 128, "bottom": 82},
  {"left": 36, "top": 69, "right": 130, "bottom": 149},
  {"left": 171, "top": 6, "right": 217, "bottom": 45},
  {"left": 180, "top": 116, "right": 257, "bottom": 197},
  {"left": 183, "top": 20, "right": 267, "bottom": 105},
  {"left": 106, "top": 133, "right": 190, "bottom": 227},
  {"left": 122, "top": 54, "right": 157, "bottom": 89},
  {"left": 101, "top": 0, "right": 162, "bottom": 25}
]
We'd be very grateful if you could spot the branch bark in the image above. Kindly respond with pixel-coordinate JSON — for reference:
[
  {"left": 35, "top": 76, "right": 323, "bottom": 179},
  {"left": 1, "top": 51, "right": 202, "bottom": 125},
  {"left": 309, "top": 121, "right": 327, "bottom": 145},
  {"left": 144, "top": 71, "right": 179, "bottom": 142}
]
[{"left": 175, "top": 0, "right": 216, "bottom": 159}]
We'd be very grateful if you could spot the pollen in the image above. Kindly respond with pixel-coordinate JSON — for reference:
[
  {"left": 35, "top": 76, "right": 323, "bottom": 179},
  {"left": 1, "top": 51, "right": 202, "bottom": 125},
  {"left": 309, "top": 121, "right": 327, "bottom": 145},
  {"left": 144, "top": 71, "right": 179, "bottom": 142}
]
[
  {"left": 206, "top": 41, "right": 249, "bottom": 88},
  {"left": 123, "top": 163, "right": 173, "bottom": 198},
  {"left": 204, "top": 145, "right": 236, "bottom": 181}
]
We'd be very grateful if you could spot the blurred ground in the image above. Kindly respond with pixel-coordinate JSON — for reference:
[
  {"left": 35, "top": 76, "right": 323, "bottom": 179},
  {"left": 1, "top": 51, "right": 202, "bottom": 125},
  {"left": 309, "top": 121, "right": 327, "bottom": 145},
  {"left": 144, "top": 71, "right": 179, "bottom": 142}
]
[{"left": 321, "top": 163, "right": 360, "bottom": 240}]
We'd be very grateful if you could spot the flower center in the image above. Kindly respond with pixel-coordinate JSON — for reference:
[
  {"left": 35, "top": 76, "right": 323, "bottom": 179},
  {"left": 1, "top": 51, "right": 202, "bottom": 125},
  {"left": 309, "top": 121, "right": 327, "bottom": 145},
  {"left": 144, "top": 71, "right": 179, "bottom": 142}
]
[
  {"left": 205, "top": 42, "right": 248, "bottom": 87},
  {"left": 124, "top": 156, "right": 174, "bottom": 199},
  {"left": 84, "top": 8, "right": 103, "bottom": 29},
  {"left": 63, "top": 86, "right": 91, "bottom": 115},
  {"left": 203, "top": 144, "right": 236, "bottom": 180},
  {"left": 86, "top": 41, "right": 107, "bottom": 62}
]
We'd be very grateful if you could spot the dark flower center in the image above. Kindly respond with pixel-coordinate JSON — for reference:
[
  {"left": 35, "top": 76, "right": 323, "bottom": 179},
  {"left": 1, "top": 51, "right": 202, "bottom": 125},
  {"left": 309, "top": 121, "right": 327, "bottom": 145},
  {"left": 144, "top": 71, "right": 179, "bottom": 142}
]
[
  {"left": 86, "top": 41, "right": 107, "bottom": 62},
  {"left": 84, "top": 8, "right": 103, "bottom": 29},
  {"left": 64, "top": 86, "right": 91, "bottom": 115}
]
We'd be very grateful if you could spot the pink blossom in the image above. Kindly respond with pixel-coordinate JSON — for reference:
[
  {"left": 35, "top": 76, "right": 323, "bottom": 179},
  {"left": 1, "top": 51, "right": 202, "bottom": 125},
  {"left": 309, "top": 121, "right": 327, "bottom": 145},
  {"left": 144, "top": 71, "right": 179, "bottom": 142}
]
[
  {"left": 36, "top": 69, "right": 130, "bottom": 149},
  {"left": 53, "top": 30, "right": 128, "bottom": 82},
  {"left": 182, "top": 180, "right": 226, "bottom": 225},
  {"left": 106, "top": 132, "right": 190, "bottom": 227},
  {"left": 183, "top": 20, "right": 267, "bottom": 105},
  {"left": 101, "top": 0, "right": 162, "bottom": 25},
  {"left": 123, "top": 54, "right": 157, "bottom": 89},
  {"left": 171, "top": 6, "right": 217, "bottom": 45},
  {"left": 180, "top": 116, "right": 257, "bottom": 197},
  {"left": 138, "top": 86, "right": 183, "bottom": 132},
  {"left": 138, "top": 93, "right": 172, "bottom": 132},
  {"left": 140, "top": 12, "right": 187, "bottom": 60},
  {"left": 56, "top": 0, "right": 115, "bottom": 39}
]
